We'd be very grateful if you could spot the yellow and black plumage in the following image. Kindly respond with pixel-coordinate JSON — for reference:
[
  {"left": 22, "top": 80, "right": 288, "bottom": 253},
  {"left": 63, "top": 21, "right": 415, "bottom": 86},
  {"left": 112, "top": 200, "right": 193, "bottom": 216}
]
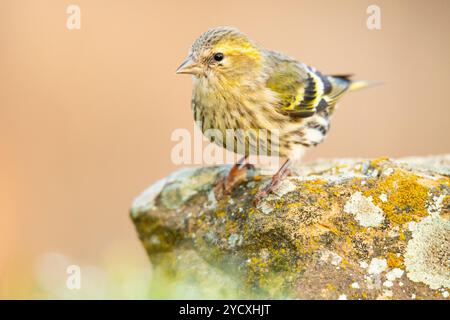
[{"left": 176, "top": 26, "right": 375, "bottom": 200}]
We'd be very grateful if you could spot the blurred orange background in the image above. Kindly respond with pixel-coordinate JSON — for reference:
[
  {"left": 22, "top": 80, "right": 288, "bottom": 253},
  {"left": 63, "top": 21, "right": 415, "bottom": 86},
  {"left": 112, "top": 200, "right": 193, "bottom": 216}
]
[{"left": 0, "top": 0, "right": 449, "bottom": 298}]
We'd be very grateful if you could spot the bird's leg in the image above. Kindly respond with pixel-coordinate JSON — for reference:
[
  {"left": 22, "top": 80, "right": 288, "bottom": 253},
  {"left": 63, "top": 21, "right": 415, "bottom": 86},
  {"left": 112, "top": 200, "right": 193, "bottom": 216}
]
[
  {"left": 254, "top": 159, "right": 292, "bottom": 203},
  {"left": 214, "top": 155, "right": 254, "bottom": 197}
]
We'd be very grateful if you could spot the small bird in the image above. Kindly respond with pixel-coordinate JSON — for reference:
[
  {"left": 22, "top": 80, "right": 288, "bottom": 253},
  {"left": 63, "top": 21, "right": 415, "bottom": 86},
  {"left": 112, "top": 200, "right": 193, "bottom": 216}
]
[{"left": 176, "top": 26, "right": 374, "bottom": 201}]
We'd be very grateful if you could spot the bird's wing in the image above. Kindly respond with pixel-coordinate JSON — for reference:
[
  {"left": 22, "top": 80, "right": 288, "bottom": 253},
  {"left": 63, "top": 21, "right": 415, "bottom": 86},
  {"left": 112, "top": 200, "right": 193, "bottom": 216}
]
[{"left": 265, "top": 52, "right": 351, "bottom": 118}]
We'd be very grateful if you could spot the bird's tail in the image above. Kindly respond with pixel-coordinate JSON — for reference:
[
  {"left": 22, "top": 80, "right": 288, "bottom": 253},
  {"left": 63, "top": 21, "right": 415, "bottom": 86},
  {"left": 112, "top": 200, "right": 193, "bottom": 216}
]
[
  {"left": 330, "top": 74, "right": 381, "bottom": 93},
  {"left": 348, "top": 79, "right": 382, "bottom": 92}
]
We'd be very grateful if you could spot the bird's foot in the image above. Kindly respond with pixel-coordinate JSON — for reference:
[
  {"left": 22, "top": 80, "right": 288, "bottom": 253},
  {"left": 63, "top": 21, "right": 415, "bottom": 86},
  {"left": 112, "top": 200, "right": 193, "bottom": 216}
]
[
  {"left": 214, "top": 162, "right": 254, "bottom": 199},
  {"left": 253, "top": 160, "right": 292, "bottom": 204}
]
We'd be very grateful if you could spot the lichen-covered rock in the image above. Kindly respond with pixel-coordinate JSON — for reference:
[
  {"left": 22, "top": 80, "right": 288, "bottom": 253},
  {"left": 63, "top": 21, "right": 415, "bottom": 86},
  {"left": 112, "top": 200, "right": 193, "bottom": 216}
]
[{"left": 131, "top": 155, "right": 450, "bottom": 300}]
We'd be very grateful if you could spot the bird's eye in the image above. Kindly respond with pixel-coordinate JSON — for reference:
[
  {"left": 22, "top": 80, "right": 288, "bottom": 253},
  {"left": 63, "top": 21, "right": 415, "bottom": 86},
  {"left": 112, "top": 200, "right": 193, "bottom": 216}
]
[{"left": 213, "top": 52, "right": 224, "bottom": 62}]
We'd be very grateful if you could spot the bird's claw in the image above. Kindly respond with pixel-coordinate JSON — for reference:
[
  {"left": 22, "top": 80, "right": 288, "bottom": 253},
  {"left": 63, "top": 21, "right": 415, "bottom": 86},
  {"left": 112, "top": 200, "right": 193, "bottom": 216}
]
[
  {"left": 253, "top": 168, "right": 292, "bottom": 205},
  {"left": 253, "top": 181, "right": 278, "bottom": 205},
  {"left": 214, "top": 162, "right": 254, "bottom": 199}
]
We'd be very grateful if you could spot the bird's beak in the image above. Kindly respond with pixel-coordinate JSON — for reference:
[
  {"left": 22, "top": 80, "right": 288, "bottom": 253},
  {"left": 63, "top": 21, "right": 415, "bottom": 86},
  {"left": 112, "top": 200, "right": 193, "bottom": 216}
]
[{"left": 176, "top": 56, "right": 202, "bottom": 75}]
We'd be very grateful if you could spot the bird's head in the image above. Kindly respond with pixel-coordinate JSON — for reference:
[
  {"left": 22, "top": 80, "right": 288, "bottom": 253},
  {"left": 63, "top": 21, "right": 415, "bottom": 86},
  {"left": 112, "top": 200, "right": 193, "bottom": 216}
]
[{"left": 176, "top": 27, "right": 263, "bottom": 88}]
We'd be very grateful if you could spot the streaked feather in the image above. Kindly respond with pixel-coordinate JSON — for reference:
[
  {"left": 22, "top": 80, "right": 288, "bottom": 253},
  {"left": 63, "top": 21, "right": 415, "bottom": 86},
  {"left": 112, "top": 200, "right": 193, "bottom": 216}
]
[{"left": 183, "top": 27, "right": 376, "bottom": 160}]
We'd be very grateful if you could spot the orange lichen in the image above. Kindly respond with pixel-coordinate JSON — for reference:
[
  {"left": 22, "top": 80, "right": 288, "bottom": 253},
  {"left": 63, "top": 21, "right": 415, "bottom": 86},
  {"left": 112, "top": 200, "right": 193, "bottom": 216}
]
[
  {"left": 387, "top": 252, "right": 404, "bottom": 268},
  {"left": 370, "top": 156, "right": 390, "bottom": 167},
  {"left": 303, "top": 179, "right": 327, "bottom": 194},
  {"left": 326, "top": 283, "right": 336, "bottom": 291},
  {"left": 364, "top": 171, "right": 429, "bottom": 225},
  {"left": 398, "top": 229, "right": 406, "bottom": 241},
  {"left": 215, "top": 211, "right": 226, "bottom": 218}
]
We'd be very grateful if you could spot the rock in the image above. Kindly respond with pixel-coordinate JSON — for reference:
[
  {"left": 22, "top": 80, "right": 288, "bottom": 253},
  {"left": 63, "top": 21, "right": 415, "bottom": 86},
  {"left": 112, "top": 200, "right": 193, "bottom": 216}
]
[{"left": 130, "top": 155, "right": 450, "bottom": 299}]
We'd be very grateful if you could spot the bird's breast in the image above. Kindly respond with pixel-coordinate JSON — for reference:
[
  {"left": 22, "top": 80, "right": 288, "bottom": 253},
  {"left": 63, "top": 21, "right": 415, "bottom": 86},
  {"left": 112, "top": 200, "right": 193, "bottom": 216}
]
[
  {"left": 190, "top": 82, "right": 336, "bottom": 159},
  {"left": 191, "top": 83, "right": 288, "bottom": 131}
]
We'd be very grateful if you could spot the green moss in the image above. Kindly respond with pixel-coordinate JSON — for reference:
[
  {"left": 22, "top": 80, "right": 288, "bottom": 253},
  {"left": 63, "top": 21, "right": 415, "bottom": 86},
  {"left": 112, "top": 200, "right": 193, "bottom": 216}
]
[
  {"left": 244, "top": 246, "right": 299, "bottom": 298},
  {"left": 133, "top": 157, "right": 449, "bottom": 299}
]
